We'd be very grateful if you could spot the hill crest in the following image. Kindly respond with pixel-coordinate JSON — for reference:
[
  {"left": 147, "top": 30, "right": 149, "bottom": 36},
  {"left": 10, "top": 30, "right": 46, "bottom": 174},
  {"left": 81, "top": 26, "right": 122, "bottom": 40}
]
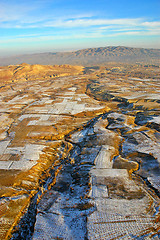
[{"left": 0, "top": 46, "right": 160, "bottom": 66}]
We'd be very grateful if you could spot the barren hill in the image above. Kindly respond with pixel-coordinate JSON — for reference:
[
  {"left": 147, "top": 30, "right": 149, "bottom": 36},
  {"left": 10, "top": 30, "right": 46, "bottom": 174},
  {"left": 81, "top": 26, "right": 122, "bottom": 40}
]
[
  {"left": 0, "top": 46, "right": 160, "bottom": 66},
  {"left": 0, "top": 63, "right": 84, "bottom": 86}
]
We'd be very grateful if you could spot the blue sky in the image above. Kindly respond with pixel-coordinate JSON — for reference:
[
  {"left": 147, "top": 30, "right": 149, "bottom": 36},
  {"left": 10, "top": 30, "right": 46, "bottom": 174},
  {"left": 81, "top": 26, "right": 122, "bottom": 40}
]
[{"left": 0, "top": 0, "right": 160, "bottom": 56}]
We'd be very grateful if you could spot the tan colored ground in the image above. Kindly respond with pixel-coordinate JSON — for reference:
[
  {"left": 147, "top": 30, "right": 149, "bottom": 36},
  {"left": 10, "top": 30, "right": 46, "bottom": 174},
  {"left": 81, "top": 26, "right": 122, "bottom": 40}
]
[{"left": 0, "top": 63, "right": 159, "bottom": 239}]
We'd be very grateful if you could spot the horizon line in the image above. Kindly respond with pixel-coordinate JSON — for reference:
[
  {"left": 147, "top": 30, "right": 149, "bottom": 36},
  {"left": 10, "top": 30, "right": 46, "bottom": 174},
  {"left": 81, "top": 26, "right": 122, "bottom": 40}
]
[{"left": 1, "top": 45, "right": 160, "bottom": 59}]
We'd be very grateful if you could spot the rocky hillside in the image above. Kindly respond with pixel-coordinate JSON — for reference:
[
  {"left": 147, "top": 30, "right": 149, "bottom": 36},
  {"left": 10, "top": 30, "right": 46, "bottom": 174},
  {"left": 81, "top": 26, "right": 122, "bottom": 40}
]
[
  {"left": 0, "top": 63, "right": 84, "bottom": 85},
  {"left": 0, "top": 46, "right": 160, "bottom": 66}
]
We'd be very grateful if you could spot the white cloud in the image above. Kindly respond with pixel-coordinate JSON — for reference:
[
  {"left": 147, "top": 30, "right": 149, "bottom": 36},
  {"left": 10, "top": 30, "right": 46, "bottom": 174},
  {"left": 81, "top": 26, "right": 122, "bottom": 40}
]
[
  {"left": 142, "top": 21, "right": 160, "bottom": 27},
  {"left": 0, "top": 1, "right": 159, "bottom": 36},
  {"left": 108, "top": 30, "right": 160, "bottom": 37},
  {"left": 0, "top": 32, "right": 105, "bottom": 45},
  {"left": 0, "top": 2, "right": 159, "bottom": 43},
  {"left": 0, "top": 17, "right": 144, "bottom": 30},
  {"left": 1, "top": 14, "right": 159, "bottom": 39},
  {"left": 1, "top": 26, "right": 159, "bottom": 46},
  {"left": 44, "top": 18, "right": 141, "bottom": 28},
  {"left": 0, "top": 1, "right": 38, "bottom": 22}
]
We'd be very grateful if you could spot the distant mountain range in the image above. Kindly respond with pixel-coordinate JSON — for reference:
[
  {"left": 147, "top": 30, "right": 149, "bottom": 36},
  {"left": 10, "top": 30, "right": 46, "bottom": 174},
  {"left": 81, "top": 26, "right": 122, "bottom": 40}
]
[{"left": 0, "top": 46, "right": 160, "bottom": 66}]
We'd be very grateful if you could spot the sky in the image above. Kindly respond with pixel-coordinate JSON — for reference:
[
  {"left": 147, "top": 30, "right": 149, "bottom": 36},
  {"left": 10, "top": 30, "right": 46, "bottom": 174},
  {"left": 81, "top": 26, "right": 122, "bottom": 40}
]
[{"left": 0, "top": 0, "right": 160, "bottom": 56}]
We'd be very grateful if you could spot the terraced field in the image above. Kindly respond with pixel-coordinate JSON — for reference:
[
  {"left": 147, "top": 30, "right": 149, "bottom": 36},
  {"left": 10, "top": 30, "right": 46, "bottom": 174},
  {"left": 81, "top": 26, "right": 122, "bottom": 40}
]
[{"left": 0, "top": 63, "right": 159, "bottom": 239}]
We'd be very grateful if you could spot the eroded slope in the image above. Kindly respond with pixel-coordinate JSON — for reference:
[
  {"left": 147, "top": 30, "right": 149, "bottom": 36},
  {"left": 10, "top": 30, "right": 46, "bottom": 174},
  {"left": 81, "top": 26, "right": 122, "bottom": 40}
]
[{"left": 0, "top": 63, "right": 159, "bottom": 239}]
